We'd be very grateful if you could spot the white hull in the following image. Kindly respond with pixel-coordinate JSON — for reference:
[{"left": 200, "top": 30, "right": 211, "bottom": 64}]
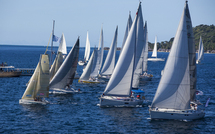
[
  {"left": 148, "top": 58, "right": 165, "bottom": 61},
  {"left": 19, "top": 99, "right": 48, "bottom": 105},
  {"left": 100, "top": 96, "right": 143, "bottom": 107},
  {"left": 149, "top": 108, "right": 205, "bottom": 120},
  {"left": 49, "top": 88, "right": 77, "bottom": 94},
  {"left": 78, "top": 61, "right": 86, "bottom": 66}
]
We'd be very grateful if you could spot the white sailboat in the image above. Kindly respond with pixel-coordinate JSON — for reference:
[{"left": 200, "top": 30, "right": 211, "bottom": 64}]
[
  {"left": 78, "top": 31, "right": 91, "bottom": 66},
  {"left": 49, "top": 38, "right": 79, "bottom": 93},
  {"left": 148, "top": 36, "right": 165, "bottom": 61},
  {"left": 50, "top": 33, "right": 67, "bottom": 81},
  {"left": 99, "top": 26, "right": 118, "bottom": 79},
  {"left": 139, "top": 22, "right": 153, "bottom": 81},
  {"left": 99, "top": 2, "right": 145, "bottom": 107},
  {"left": 149, "top": 1, "right": 205, "bottom": 120},
  {"left": 19, "top": 54, "right": 50, "bottom": 105},
  {"left": 90, "top": 26, "right": 104, "bottom": 77},
  {"left": 196, "top": 36, "right": 204, "bottom": 64},
  {"left": 78, "top": 49, "right": 101, "bottom": 83}
]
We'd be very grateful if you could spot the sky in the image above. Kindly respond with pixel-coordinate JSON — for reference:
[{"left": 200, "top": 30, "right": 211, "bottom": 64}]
[{"left": 0, "top": 0, "right": 214, "bottom": 47}]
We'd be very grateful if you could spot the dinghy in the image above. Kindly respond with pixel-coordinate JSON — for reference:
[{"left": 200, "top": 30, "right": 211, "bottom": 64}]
[
  {"left": 19, "top": 54, "right": 49, "bottom": 105},
  {"left": 78, "top": 31, "right": 91, "bottom": 66},
  {"left": 99, "top": 26, "right": 118, "bottom": 80},
  {"left": 100, "top": 2, "right": 145, "bottom": 107},
  {"left": 196, "top": 36, "right": 204, "bottom": 64},
  {"left": 148, "top": 36, "right": 165, "bottom": 61},
  {"left": 149, "top": 1, "right": 205, "bottom": 120}
]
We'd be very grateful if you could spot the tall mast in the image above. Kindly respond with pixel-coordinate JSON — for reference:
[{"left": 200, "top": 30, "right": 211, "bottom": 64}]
[{"left": 50, "top": 20, "right": 55, "bottom": 67}]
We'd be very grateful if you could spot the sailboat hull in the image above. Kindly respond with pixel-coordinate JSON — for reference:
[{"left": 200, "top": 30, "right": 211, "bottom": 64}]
[
  {"left": 149, "top": 109, "right": 205, "bottom": 120},
  {"left": 19, "top": 99, "right": 48, "bottom": 105},
  {"left": 100, "top": 96, "right": 144, "bottom": 107},
  {"left": 78, "top": 61, "right": 86, "bottom": 66},
  {"left": 147, "top": 58, "right": 165, "bottom": 61}
]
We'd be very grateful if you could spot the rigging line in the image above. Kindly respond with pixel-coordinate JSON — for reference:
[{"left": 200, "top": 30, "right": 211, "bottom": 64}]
[{"left": 44, "top": 32, "right": 53, "bottom": 55}]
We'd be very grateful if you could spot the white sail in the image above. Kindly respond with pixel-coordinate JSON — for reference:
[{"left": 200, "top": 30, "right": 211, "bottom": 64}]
[
  {"left": 90, "top": 27, "right": 104, "bottom": 77},
  {"left": 79, "top": 50, "right": 95, "bottom": 81},
  {"left": 142, "top": 22, "right": 148, "bottom": 72},
  {"left": 21, "top": 54, "right": 49, "bottom": 100},
  {"left": 49, "top": 38, "right": 79, "bottom": 89},
  {"left": 151, "top": 4, "right": 190, "bottom": 110},
  {"left": 58, "top": 33, "right": 67, "bottom": 55},
  {"left": 132, "top": 5, "right": 145, "bottom": 89},
  {"left": 100, "top": 26, "right": 118, "bottom": 76},
  {"left": 151, "top": 36, "right": 157, "bottom": 58},
  {"left": 103, "top": 3, "right": 143, "bottom": 97},
  {"left": 197, "top": 36, "right": 204, "bottom": 62},
  {"left": 185, "top": 2, "right": 196, "bottom": 101},
  {"left": 49, "top": 52, "right": 64, "bottom": 80},
  {"left": 85, "top": 31, "right": 91, "bottom": 61},
  {"left": 121, "top": 13, "right": 132, "bottom": 53}
]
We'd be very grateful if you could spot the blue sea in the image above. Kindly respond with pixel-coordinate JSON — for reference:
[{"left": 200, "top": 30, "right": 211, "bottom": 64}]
[{"left": 0, "top": 45, "right": 215, "bottom": 133}]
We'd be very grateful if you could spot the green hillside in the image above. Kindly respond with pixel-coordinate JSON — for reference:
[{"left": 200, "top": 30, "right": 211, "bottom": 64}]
[{"left": 149, "top": 24, "right": 215, "bottom": 51}]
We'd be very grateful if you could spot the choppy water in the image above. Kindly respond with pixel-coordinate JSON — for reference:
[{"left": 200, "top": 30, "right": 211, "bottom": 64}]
[{"left": 0, "top": 45, "right": 215, "bottom": 133}]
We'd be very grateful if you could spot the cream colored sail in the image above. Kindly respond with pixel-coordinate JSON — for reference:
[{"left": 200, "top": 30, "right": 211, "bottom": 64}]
[{"left": 21, "top": 54, "right": 49, "bottom": 100}]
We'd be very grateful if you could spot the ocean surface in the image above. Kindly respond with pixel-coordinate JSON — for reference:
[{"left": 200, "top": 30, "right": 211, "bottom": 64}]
[{"left": 0, "top": 45, "right": 215, "bottom": 133}]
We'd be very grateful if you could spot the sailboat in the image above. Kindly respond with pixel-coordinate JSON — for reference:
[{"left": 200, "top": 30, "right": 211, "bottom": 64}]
[
  {"left": 196, "top": 36, "right": 204, "bottom": 64},
  {"left": 78, "top": 31, "right": 91, "bottom": 66},
  {"left": 19, "top": 54, "right": 50, "bottom": 104},
  {"left": 50, "top": 33, "right": 67, "bottom": 81},
  {"left": 139, "top": 22, "right": 153, "bottom": 80},
  {"left": 99, "top": 26, "right": 118, "bottom": 79},
  {"left": 78, "top": 49, "right": 100, "bottom": 83},
  {"left": 148, "top": 36, "right": 165, "bottom": 61},
  {"left": 49, "top": 38, "right": 79, "bottom": 93},
  {"left": 149, "top": 1, "right": 205, "bottom": 120},
  {"left": 99, "top": 2, "right": 145, "bottom": 107}
]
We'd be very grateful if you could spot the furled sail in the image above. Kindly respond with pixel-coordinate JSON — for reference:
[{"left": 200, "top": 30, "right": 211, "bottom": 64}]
[
  {"left": 151, "top": 4, "right": 190, "bottom": 110},
  {"left": 49, "top": 38, "right": 79, "bottom": 89},
  {"left": 100, "top": 26, "right": 118, "bottom": 76}
]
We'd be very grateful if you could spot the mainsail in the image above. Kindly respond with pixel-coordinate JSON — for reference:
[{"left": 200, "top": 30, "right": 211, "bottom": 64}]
[
  {"left": 185, "top": 2, "right": 197, "bottom": 101},
  {"left": 85, "top": 31, "right": 91, "bottom": 61},
  {"left": 151, "top": 36, "right": 157, "bottom": 58},
  {"left": 103, "top": 3, "right": 143, "bottom": 97},
  {"left": 197, "top": 36, "right": 204, "bottom": 62},
  {"left": 151, "top": 2, "right": 190, "bottom": 110},
  {"left": 21, "top": 54, "right": 49, "bottom": 100},
  {"left": 49, "top": 38, "right": 79, "bottom": 89},
  {"left": 90, "top": 27, "right": 104, "bottom": 77},
  {"left": 121, "top": 13, "right": 132, "bottom": 53},
  {"left": 100, "top": 26, "right": 118, "bottom": 76},
  {"left": 142, "top": 22, "right": 148, "bottom": 72}
]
